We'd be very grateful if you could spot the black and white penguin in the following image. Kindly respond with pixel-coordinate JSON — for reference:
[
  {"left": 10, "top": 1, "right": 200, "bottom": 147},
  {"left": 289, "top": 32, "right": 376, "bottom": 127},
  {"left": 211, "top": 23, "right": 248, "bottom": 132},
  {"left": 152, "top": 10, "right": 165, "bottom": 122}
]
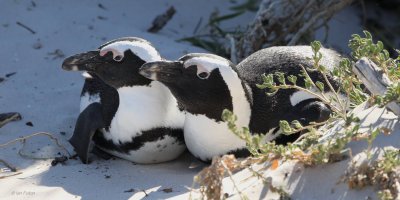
[
  {"left": 139, "top": 46, "right": 343, "bottom": 162},
  {"left": 62, "top": 37, "right": 186, "bottom": 164}
]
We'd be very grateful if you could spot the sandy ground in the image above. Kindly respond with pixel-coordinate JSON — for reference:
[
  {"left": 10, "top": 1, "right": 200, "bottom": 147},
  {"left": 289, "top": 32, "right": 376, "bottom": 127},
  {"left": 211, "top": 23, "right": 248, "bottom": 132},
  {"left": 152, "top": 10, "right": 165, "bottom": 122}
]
[
  {"left": 2, "top": 1, "right": 395, "bottom": 200},
  {"left": 0, "top": 1, "right": 255, "bottom": 199}
]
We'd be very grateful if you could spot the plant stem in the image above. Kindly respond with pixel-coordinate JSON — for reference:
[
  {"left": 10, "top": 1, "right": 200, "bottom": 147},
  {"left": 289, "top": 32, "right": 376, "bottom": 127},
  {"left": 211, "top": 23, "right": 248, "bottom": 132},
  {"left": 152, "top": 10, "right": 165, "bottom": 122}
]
[
  {"left": 0, "top": 132, "right": 72, "bottom": 157},
  {"left": 220, "top": 159, "right": 246, "bottom": 200},
  {"left": 274, "top": 84, "right": 340, "bottom": 113}
]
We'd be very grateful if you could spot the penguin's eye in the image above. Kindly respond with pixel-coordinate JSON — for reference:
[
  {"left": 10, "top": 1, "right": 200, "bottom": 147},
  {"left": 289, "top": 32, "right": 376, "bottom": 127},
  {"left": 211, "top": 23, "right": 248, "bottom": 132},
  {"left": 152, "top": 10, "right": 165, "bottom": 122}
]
[
  {"left": 197, "top": 71, "right": 210, "bottom": 79},
  {"left": 113, "top": 55, "right": 123, "bottom": 62}
]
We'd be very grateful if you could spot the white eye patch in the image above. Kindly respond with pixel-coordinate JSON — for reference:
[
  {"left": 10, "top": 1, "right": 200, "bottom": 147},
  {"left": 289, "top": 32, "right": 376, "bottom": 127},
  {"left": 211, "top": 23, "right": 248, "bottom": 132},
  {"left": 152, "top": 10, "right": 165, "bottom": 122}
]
[
  {"left": 100, "top": 47, "right": 124, "bottom": 61},
  {"left": 184, "top": 59, "right": 215, "bottom": 79},
  {"left": 99, "top": 40, "right": 162, "bottom": 62}
]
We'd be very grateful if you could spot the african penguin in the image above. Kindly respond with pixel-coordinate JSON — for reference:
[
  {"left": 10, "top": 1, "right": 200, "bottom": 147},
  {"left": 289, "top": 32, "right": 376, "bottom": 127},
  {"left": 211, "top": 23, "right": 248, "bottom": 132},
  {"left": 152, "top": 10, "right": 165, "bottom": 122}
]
[
  {"left": 139, "top": 46, "right": 344, "bottom": 162},
  {"left": 62, "top": 37, "right": 186, "bottom": 164}
]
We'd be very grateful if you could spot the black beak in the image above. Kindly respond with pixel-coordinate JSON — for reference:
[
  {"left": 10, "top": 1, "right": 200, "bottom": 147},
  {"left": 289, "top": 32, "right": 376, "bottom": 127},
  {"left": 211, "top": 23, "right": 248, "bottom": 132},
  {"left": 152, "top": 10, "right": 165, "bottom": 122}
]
[
  {"left": 139, "top": 61, "right": 183, "bottom": 82},
  {"left": 62, "top": 50, "right": 101, "bottom": 71}
]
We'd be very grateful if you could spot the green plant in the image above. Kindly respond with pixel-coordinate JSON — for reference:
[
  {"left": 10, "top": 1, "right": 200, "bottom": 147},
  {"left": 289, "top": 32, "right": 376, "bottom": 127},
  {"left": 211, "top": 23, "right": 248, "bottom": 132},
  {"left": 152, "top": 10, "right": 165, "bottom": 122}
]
[
  {"left": 379, "top": 149, "right": 400, "bottom": 173},
  {"left": 349, "top": 31, "right": 400, "bottom": 109},
  {"left": 350, "top": 31, "right": 400, "bottom": 81},
  {"left": 345, "top": 148, "right": 400, "bottom": 200},
  {"left": 365, "top": 127, "right": 380, "bottom": 163}
]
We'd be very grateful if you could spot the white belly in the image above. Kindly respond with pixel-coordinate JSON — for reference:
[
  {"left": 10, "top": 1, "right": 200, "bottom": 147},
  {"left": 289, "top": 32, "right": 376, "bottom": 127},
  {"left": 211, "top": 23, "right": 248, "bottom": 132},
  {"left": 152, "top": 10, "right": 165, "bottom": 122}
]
[{"left": 184, "top": 113, "right": 247, "bottom": 161}]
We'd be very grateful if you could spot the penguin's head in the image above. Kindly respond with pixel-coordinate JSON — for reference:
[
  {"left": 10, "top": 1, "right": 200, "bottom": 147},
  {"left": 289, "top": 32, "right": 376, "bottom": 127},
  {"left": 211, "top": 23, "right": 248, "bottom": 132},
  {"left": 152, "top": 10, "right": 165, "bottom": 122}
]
[
  {"left": 62, "top": 37, "right": 162, "bottom": 88},
  {"left": 140, "top": 53, "right": 247, "bottom": 122}
]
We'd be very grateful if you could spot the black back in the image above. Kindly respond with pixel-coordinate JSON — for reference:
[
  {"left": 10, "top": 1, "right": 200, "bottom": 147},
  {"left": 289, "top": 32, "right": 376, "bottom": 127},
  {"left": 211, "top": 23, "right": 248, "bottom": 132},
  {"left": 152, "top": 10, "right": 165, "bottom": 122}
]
[{"left": 236, "top": 46, "right": 342, "bottom": 138}]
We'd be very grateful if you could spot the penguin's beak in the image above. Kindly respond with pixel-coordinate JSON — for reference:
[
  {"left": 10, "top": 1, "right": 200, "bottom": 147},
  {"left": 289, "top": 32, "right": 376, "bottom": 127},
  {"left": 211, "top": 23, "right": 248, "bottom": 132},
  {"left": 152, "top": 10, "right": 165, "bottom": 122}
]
[
  {"left": 139, "top": 61, "right": 183, "bottom": 82},
  {"left": 62, "top": 50, "right": 102, "bottom": 72}
]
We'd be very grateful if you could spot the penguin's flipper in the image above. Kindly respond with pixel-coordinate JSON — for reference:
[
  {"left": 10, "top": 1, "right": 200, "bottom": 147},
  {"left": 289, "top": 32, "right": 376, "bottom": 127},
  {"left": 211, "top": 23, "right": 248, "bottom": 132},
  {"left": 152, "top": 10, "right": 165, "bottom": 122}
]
[{"left": 69, "top": 102, "right": 105, "bottom": 164}]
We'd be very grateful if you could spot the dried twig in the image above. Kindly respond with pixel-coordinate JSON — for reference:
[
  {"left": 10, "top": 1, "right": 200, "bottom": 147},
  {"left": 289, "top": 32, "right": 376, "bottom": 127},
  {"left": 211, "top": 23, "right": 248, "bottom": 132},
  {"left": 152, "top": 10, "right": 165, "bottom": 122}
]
[
  {"left": 0, "top": 158, "right": 18, "bottom": 172},
  {"left": 148, "top": 6, "right": 176, "bottom": 33},
  {"left": 219, "top": 158, "right": 245, "bottom": 200},
  {"left": 288, "top": 0, "right": 352, "bottom": 45},
  {"left": 48, "top": 49, "right": 65, "bottom": 60},
  {"left": 0, "top": 132, "right": 72, "bottom": 157},
  {"left": 190, "top": 155, "right": 262, "bottom": 200},
  {"left": 0, "top": 112, "right": 21, "bottom": 128},
  {"left": 0, "top": 172, "right": 23, "bottom": 179},
  {"left": 16, "top": 21, "right": 36, "bottom": 34},
  {"left": 18, "top": 139, "right": 51, "bottom": 160},
  {"left": 235, "top": 0, "right": 353, "bottom": 61}
]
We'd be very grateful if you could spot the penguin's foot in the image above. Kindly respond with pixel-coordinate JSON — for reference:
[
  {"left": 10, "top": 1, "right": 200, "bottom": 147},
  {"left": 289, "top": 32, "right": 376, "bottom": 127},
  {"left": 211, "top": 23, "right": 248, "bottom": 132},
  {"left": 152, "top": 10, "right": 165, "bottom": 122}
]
[{"left": 92, "top": 146, "right": 112, "bottom": 160}]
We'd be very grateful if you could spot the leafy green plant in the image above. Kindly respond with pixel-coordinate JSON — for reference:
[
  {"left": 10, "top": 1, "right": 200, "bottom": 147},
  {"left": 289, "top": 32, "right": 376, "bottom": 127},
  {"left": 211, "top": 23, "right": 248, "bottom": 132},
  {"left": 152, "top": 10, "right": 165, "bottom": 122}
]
[
  {"left": 379, "top": 149, "right": 400, "bottom": 173},
  {"left": 345, "top": 148, "right": 400, "bottom": 200},
  {"left": 349, "top": 31, "right": 400, "bottom": 110},
  {"left": 350, "top": 31, "right": 400, "bottom": 81}
]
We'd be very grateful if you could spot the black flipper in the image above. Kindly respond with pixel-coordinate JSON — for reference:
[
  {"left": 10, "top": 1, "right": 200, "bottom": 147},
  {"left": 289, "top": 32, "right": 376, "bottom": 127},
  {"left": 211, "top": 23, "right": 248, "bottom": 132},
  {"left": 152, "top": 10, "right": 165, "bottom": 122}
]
[{"left": 69, "top": 102, "right": 105, "bottom": 164}]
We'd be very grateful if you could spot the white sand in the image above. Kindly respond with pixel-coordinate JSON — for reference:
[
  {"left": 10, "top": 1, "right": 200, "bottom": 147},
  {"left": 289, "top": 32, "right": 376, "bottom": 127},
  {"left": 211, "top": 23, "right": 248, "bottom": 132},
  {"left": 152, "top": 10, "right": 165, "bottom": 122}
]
[
  {"left": 0, "top": 1, "right": 252, "bottom": 199},
  {"left": 1, "top": 1, "right": 394, "bottom": 200}
]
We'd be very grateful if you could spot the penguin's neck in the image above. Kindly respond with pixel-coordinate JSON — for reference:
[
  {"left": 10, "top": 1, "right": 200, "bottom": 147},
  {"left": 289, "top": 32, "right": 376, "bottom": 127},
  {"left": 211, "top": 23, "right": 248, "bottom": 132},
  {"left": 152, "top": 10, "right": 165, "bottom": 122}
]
[
  {"left": 106, "top": 81, "right": 184, "bottom": 143},
  {"left": 183, "top": 76, "right": 252, "bottom": 161},
  {"left": 230, "top": 80, "right": 252, "bottom": 128}
]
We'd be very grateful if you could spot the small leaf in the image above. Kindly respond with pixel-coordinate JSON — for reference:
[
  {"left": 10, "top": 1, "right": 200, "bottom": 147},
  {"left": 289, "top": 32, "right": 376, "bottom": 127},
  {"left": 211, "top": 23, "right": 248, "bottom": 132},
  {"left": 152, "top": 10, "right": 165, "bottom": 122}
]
[
  {"left": 319, "top": 65, "right": 326, "bottom": 72},
  {"left": 208, "top": 11, "right": 245, "bottom": 25},
  {"left": 351, "top": 34, "right": 361, "bottom": 40},
  {"left": 305, "top": 81, "right": 311, "bottom": 89},
  {"left": 275, "top": 72, "right": 286, "bottom": 85},
  {"left": 270, "top": 159, "right": 279, "bottom": 170},
  {"left": 311, "top": 41, "right": 321, "bottom": 54},
  {"left": 266, "top": 91, "right": 278, "bottom": 96},
  {"left": 377, "top": 41, "right": 384, "bottom": 52},
  {"left": 371, "top": 128, "right": 380, "bottom": 139},
  {"left": 292, "top": 120, "right": 303, "bottom": 129},
  {"left": 363, "top": 30, "right": 372, "bottom": 39},
  {"left": 318, "top": 52, "right": 323, "bottom": 62},
  {"left": 256, "top": 83, "right": 267, "bottom": 89},
  {"left": 316, "top": 81, "right": 325, "bottom": 92},
  {"left": 230, "top": 0, "right": 259, "bottom": 11},
  {"left": 287, "top": 75, "right": 297, "bottom": 85}
]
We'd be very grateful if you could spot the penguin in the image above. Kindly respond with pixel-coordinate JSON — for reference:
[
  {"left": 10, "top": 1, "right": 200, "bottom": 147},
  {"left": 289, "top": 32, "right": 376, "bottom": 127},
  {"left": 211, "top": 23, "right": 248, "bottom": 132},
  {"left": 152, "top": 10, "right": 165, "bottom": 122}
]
[
  {"left": 139, "top": 46, "right": 344, "bottom": 162},
  {"left": 62, "top": 37, "right": 186, "bottom": 164}
]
